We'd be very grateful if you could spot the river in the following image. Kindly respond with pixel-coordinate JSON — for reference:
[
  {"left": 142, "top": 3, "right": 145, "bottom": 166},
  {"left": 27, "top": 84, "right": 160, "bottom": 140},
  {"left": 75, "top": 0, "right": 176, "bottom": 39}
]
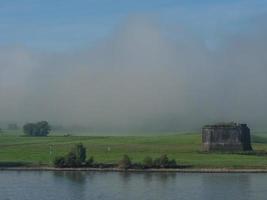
[{"left": 0, "top": 171, "right": 266, "bottom": 200}]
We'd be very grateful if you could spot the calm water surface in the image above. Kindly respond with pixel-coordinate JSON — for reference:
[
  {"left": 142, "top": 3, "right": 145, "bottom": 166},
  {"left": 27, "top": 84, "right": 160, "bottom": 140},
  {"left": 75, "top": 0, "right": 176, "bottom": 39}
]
[{"left": 0, "top": 171, "right": 266, "bottom": 200}]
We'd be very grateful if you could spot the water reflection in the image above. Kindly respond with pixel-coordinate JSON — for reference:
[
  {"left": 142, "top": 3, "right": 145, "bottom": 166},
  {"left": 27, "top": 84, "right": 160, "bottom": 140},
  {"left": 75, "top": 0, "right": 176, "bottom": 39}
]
[
  {"left": 118, "top": 172, "right": 177, "bottom": 188},
  {"left": 53, "top": 171, "right": 88, "bottom": 200},
  {"left": 53, "top": 171, "right": 87, "bottom": 184},
  {"left": 119, "top": 171, "right": 132, "bottom": 184},
  {"left": 0, "top": 171, "right": 265, "bottom": 200}
]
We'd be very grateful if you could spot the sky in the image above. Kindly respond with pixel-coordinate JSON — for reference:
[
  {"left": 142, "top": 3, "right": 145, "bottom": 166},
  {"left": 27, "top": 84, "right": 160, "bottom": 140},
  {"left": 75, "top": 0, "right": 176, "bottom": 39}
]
[
  {"left": 1, "top": 0, "right": 267, "bottom": 51},
  {"left": 1, "top": 0, "right": 267, "bottom": 132}
]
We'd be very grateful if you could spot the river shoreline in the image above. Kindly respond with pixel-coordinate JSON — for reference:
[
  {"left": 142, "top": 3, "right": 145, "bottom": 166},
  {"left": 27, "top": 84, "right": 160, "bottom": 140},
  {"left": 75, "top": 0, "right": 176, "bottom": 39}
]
[{"left": 1, "top": 167, "right": 267, "bottom": 173}]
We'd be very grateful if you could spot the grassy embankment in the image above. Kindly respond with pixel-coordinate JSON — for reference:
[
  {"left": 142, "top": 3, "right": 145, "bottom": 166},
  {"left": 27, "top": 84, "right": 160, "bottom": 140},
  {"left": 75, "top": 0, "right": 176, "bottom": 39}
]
[{"left": 1, "top": 130, "right": 267, "bottom": 168}]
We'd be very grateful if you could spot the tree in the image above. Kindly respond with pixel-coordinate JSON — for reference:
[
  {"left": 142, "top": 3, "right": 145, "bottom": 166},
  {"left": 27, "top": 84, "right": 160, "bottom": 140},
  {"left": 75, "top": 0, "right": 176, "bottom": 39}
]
[
  {"left": 36, "top": 121, "right": 51, "bottom": 136},
  {"left": 23, "top": 123, "right": 36, "bottom": 136},
  {"left": 23, "top": 121, "right": 51, "bottom": 136},
  {"left": 72, "top": 143, "right": 86, "bottom": 164},
  {"left": 65, "top": 152, "right": 79, "bottom": 167},
  {"left": 54, "top": 143, "right": 89, "bottom": 168},
  {"left": 68, "top": 143, "right": 86, "bottom": 166},
  {"left": 153, "top": 154, "right": 169, "bottom": 168},
  {"left": 118, "top": 155, "right": 132, "bottom": 169}
]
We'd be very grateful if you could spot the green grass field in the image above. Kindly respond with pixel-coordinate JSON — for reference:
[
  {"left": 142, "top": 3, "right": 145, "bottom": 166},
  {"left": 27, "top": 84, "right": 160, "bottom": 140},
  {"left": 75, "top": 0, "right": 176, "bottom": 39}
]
[{"left": 1, "top": 130, "right": 267, "bottom": 168}]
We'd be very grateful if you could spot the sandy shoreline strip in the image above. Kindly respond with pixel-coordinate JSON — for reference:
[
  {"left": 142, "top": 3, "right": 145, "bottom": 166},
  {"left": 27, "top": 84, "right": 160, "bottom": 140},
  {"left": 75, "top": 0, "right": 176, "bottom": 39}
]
[{"left": 1, "top": 167, "right": 267, "bottom": 173}]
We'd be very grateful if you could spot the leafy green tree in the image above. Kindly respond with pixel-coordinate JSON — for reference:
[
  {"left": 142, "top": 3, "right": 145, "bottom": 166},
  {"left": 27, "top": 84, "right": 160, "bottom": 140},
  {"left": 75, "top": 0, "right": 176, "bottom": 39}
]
[
  {"left": 23, "top": 121, "right": 51, "bottom": 136},
  {"left": 72, "top": 143, "right": 86, "bottom": 164},
  {"left": 36, "top": 121, "right": 51, "bottom": 136},
  {"left": 23, "top": 123, "right": 35, "bottom": 136},
  {"left": 54, "top": 143, "right": 89, "bottom": 168}
]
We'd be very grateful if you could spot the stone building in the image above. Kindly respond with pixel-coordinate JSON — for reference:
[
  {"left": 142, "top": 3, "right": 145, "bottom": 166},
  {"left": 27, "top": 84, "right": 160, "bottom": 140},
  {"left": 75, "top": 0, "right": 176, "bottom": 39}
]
[{"left": 202, "top": 123, "right": 252, "bottom": 151}]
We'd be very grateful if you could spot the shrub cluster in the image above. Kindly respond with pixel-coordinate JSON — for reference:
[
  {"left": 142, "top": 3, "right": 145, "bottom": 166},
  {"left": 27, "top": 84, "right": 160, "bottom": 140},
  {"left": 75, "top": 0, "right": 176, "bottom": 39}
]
[
  {"left": 150, "top": 155, "right": 177, "bottom": 168},
  {"left": 54, "top": 143, "right": 94, "bottom": 168},
  {"left": 54, "top": 145, "right": 179, "bottom": 169},
  {"left": 117, "top": 155, "right": 132, "bottom": 169},
  {"left": 117, "top": 154, "right": 178, "bottom": 169}
]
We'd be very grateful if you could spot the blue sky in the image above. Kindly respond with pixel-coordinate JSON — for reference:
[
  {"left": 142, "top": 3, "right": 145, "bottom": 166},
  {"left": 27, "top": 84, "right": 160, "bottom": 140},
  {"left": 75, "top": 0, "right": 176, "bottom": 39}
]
[{"left": 0, "top": 0, "right": 267, "bottom": 51}]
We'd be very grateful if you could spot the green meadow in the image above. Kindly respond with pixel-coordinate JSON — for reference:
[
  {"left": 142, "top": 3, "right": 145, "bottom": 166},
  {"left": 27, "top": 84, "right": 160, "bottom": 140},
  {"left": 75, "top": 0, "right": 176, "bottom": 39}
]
[{"left": 1, "top": 130, "right": 267, "bottom": 168}]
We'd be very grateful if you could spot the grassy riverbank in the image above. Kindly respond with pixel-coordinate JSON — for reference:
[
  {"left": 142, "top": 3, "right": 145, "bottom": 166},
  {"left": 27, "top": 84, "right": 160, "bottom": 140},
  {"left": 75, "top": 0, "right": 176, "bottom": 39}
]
[{"left": 1, "top": 130, "right": 267, "bottom": 169}]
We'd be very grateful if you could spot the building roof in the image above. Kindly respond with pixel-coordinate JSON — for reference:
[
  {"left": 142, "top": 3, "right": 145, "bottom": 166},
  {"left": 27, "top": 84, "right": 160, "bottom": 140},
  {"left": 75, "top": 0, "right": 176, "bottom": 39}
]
[{"left": 203, "top": 122, "right": 239, "bottom": 128}]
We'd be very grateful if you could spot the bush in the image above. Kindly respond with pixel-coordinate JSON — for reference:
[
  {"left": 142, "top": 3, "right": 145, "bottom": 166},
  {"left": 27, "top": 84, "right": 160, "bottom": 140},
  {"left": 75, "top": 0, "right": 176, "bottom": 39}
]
[
  {"left": 54, "top": 143, "right": 91, "bottom": 168},
  {"left": 54, "top": 156, "right": 66, "bottom": 168},
  {"left": 65, "top": 152, "right": 79, "bottom": 167},
  {"left": 86, "top": 156, "right": 94, "bottom": 166},
  {"left": 158, "top": 154, "right": 169, "bottom": 168},
  {"left": 143, "top": 156, "right": 153, "bottom": 168},
  {"left": 70, "top": 143, "right": 86, "bottom": 164},
  {"left": 167, "top": 159, "right": 177, "bottom": 168},
  {"left": 118, "top": 155, "right": 132, "bottom": 169},
  {"left": 153, "top": 155, "right": 177, "bottom": 168}
]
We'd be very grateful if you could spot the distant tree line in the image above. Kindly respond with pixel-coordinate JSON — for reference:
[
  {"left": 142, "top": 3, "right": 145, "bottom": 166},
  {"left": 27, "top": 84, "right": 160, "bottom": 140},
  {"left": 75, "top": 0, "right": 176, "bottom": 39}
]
[{"left": 23, "top": 121, "right": 51, "bottom": 136}]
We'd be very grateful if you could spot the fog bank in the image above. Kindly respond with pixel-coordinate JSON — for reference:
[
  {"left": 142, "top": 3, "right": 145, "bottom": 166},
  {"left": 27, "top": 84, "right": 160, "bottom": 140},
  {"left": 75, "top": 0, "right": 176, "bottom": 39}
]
[{"left": 1, "top": 16, "right": 267, "bottom": 131}]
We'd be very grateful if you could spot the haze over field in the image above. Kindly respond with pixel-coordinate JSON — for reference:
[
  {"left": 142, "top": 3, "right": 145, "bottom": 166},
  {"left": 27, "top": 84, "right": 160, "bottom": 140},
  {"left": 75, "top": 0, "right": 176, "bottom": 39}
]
[{"left": 1, "top": 1, "right": 267, "bottom": 131}]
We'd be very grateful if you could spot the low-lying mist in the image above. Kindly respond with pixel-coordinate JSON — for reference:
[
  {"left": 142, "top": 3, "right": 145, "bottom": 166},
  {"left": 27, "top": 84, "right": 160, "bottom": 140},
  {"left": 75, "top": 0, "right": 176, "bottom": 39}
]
[{"left": 1, "top": 16, "right": 267, "bottom": 132}]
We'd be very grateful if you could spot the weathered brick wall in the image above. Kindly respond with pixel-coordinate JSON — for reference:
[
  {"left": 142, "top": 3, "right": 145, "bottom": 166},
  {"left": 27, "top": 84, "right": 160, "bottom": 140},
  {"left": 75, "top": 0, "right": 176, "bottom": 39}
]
[{"left": 202, "top": 124, "right": 252, "bottom": 151}]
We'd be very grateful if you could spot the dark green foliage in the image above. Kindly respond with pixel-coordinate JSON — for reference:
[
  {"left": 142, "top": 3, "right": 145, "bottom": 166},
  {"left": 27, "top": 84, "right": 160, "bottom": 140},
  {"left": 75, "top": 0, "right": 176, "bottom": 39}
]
[
  {"left": 158, "top": 154, "right": 169, "bottom": 167},
  {"left": 53, "top": 156, "right": 66, "bottom": 168},
  {"left": 72, "top": 143, "right": 86, "bottom": 163},
  {"left": 65, "top": 152, "right": 79, "bottom": 167},
  {"left": 23, "top": 123, "right": 35, "bottom": 136},
  {"left": 54, "top": 143, "right": 92, "bottom": 168},
  {"left": 118, "top": 154, "right": 132, "bottom": 169},
  {"left": 143, "top": 156, "right": 153, "bottom": 168},
  {"left": 152, "top": 155, "right": 177, "bottom": 168},
  {"left": 86, "top": 156, "right": 94, "bottom": 166},
  {"left": 23, "top": 121, "right": 51, "bottom": 136},
  {"left": 167, "top": 159, "right": 177, "bottom": 168}
]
